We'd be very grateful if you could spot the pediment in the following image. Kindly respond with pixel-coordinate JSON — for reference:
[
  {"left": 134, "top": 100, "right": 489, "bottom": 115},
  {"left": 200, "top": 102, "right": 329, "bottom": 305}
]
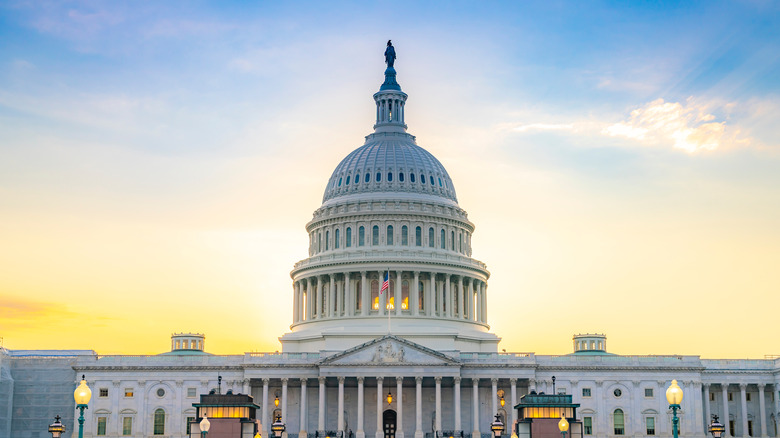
[{"left": 318, "top": 335, "right": 459, "bottom": 366}]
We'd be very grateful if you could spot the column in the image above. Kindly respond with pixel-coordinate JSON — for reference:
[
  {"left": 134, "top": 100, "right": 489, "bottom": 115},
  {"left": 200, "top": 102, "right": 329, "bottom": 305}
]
[
  {"left": 631, "top": 381, "right": 640, "bottom": 436},
  {"left": 300, "top": 379, "right": 308, "bottom": 438},
  {"left": 357, "top": 377, "right": 366, "bottom": 438},
  {"left": 345, "top": 272, "right": 352, "bottom": 316},
  {"left": 376, "top": 377, "right": 384, "bottom": 438},
  {"left": 481, "top": 283, "right": 488, "bottom": 323},
  {"left": 336, "top": 276, "right": 343, "bottom": 316},
  {"left": 338, "top": 377, "right": 345, "bottom": 432},
  {"left": 454, "top": 377, "right": 462, "bottom": 432},
  {"left": 758, "top": 384, "right": 767, "bottom": 438},
  {"left": 396, "top": 377, "right": 404, "bottom": 438},
  {"left": 243, "top": 378, "right": 251, "bottom": 395},
  {"left": 435, "top": 377, "right": 442, "bottom": 433},
  {"left": 329, "top": 275, "right": 336, "bottom": 318},
  {"left": 316, "top": 277, "right": 323, "bottom": 318},
  {"left": 282, "top": 378, "right": 289, "bottom": 426},
  {"left": 740, "top": 384, "right": 748, "bottom": 437},
  {"left": 396, "top": 271, "right": 402, "bottom": 316},
  {"left": 294, "top": 282, "right": 300, "bottom": 322},
  {"left": 412, "top": 271, "right": 420, "bottom": 316},
  {"left": 378, "top": 271, "right": 386, "bottom": 317},
  {"left": 263, "top": 379, "right": 270, "bottom": 438},
  {"left": 445, "top": 275, "right": 452, "bottom": 317},
  {"left": 722, "top": 384, "right": 730, "bottom": 437},
  {"left": 475, "top": 283, "right": 481, "bottom": 323},
  {"left": 704, "top": 384, "right": 712, "bottom": 434},
  {"left": 307, "top": 278, "right": 315, "bottom": 320},
  {"left": 361, "top": 271, "right": 369, "bottom": 316},
  {"left": 427, "top": 274, "right": 435, "bottom": 317},
  {"left": 319, "top": 377, "right": 326, "bottom": 433},
  {"left": 468, "top": 280, "right": 474, "bottom": 321},
  {"left": 491, "top": 378, "right": 498, "bottom": 418},
  {"left": 510, "top": 379, "right": 518, "bottom": 429},
  {"left": 457, "top": 277, "right": 464, "bottom": 318},
  {"left": 472, "top": 378, "right": 480, "bottom": 438},
  {"left": 415, "top": 377, "right": 423, "bottom": 438}
]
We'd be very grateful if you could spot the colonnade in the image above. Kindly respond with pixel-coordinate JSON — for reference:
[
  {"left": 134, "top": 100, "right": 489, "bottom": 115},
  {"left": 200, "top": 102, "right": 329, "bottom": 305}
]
[
  {"left": 704, "top": 382, "right": 778, "bottom": 438},
  {"left": 258, "top": 376, "right": 517, "bottom": 438},
  {"left": 376, "top": 95, "right": 405, "bottom": 125},
  {"left": 292, "top": 271, "right": 488, "bottom": 324}
]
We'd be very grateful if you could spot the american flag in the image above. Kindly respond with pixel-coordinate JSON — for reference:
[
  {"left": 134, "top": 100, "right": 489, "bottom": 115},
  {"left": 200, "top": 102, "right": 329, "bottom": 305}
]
[{"left": 380, "top": 271, "right": 389, "bottom": 294}]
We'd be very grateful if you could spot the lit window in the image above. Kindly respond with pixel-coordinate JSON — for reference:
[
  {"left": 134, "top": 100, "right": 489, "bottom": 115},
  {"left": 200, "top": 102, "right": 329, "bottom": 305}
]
[
  {"left": 401, "top": 280, "right": 409, "bottom": 310},
  {"left": 646, "top": 417, "right": 655, "bottom": 435},
  {"left": 584, "top": 417, "right": 592, "bottom": 435},
  {"left": 359, "top": 226, "right": 365, "bottom": 246},
  {"left": 372, "top": 226, "right": 379, "bottom": 245},
  {"left": 582, "top": 388, "right": 591, "bottom": 397},
  {"left": 402, "top": 225, "right": 408, "bottom": 245},
  {"left": 187, "top": 387, "right": 196, "bottom": 398},
  {"left": 346, "top": 227, "right": 352, "bottom": 247},
  {"left": 415, "top": 226, "right": 421, "bottom": 246},
  {"left": 97, "top": 417, "right": 107, "bottom": 435},
  {"left": 387, "top": 225, "right": 394, "bottom": 245},
  {"left": 371, "top": 280, "right": 379, "bottom": 310},
  {"left": 99, "top": 388, "right": 108, "bottom": 397},
  {"left": 122, "top": 417, "right": 132, "bottom": 436},
  {"left": 153, "top": 409, "right": 165, "bottom": 435},
  {"left": 645, "top": 388, "right": 654, "bottom": 397},
  {"left": 124, "top": 388, "right": 134, "bottom": 398},
  {"left": 613, "top": 409, "right": 624, "bottom": 435}
]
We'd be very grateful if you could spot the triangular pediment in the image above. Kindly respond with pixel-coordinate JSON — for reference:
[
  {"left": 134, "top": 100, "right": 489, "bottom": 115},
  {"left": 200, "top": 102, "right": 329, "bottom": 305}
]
[{"left": 318, "top": 335, "right": 460, "bottom": 366}]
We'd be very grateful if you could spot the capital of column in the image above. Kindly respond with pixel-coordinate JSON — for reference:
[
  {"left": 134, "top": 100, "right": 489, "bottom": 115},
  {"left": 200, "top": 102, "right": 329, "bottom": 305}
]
[
  {"left": 570, "top": 380, "right": 578, "bottom": 386},
  {"left": 454, "top": 377, "right": 461, "bottom": 384},
  {"left": 595, "top": 380, "right": 604, "bottom": 387},
  {"left": 338, "top": 376, "right": 345, "bottom": 384},
  {"left": 377, "top": 377, "right": 384, "bottom": 384},
  {"left": 357, "top": 376, "right": 365, "bottom": 384},
  {"left": 396, "top": 376, "right": 404, "bottom": 383},
  {"left": 721, "top": 382, "right": 730, "bottom": 388},
  {"left": 738, "top": 383, "right": 747, "bottom": 390},
  {"left": 281, "top": 378, "right": 289, "bottom": 384},
  {"left": 415, "top": 376, "right": 423, "bottom": 384},
  {"left": 491, "top": 378, "right": 499, "bottom": 384},
  {"left": 435, "top": 376, "right": 442, "bottom": 384},
  {"left": 300, "top": 378, "right": 307, "bottom": 385},
  {"left": 509, "top": 378, "right": 517, "bottom": 385},
  {"left": 632, "top": 380, "right": 640, "bottom": 388},
  {"left": 703, "top": 383, "right": 711, "bottom": 388},
  {"left": 757, "top": 383, "right": 766, "bottom": 389},
  {"left": 263, "top": 378, "right": 270, "bottom": 385},
  {"left": 318, "top": 377, "right": 326, "bottom": 384}
]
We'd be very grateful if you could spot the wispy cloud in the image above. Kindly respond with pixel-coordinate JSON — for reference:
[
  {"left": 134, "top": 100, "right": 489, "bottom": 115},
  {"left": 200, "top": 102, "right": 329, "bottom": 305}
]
[
  {"left": 513, "top": 123, "right": 574, "bottom": 132},
  {"left": 603, "top": 98, "right": 748, "bottom": 153}
]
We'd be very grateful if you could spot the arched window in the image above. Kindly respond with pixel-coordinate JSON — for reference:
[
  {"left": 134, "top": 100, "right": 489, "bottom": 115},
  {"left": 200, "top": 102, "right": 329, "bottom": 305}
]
[
  {"left": 450, "top": 231, "right": 455, "bottom": 250},
  {"left": 318, "top": 232, "right": 322, "bottom": 252},
  {"left": 428, "top": 228, "right": 434, "bottom": 248},
  {"left": 372, "top": 226, "right": 379, "bottom": 245},
  {"left": 418, "top": 281, "right": 425, "bottom": 311},
  {"left": 402, "top": 225, "right": 408, "bottom": 245},
  {"left": 346, "top": 175, "right": 350, "bottom": 185},
  {"left": 359, "top": 226, "right": 365, "bottom": 247},
  {"left": 365, "top": 173, "right": 370, "bottom": 183},
  {"left": 371, "top": 280, "right": 379, "bottom": 310},
  {"left": 338, "top": 177, "right": 342, "bottom": 187},
  {"left": 421, "top": 174, "right": 426, "bottom": 184},
  {"left": 430, "top": 176, "right": 435, "bottom": 185},
  {"left": 376, "top": 172, "right": 381, "bottom": 182},
  {"left": 415, "top": 226, "right": 422, "bottom": 246},
  {"left": 346, "top": 227, "right": 352, "bottom": 247},
  {"left": 440, "top": 229, "right": 446, "bottom": 249},
  {"left": 355, "top": 174, "right": 360, "bottom": 184},
  {"left": 325, "top": 230, "right": 330, "bottom": 250},
  {"left": 613, "top": 409, "right": 625, "bottom": 435},
  {"left": 459, "top": 232, "right": 463, "bottom": 253},
  {"left": 439, "top": 177, "right": 443, "bottom": 187},
  {"left": 388, "top": 172, "right": 393, "bottom": 182},
  {"left": 335, "top": 229, "right": 340, "bottom": 249},
  {"left": 411, "top": 173, "right": 416, "bottom": 183},
  {"left": 399, "top": 172, "right": 405, "bottom": 182},
  {"left": 153, "top": 409, "right": 165, "bottom": 435},
  {"left": 355, "top": 279, "right": 361, "bottom": 311},
  {"left": 387, "top": 225, "right": 394, "bottom": 245},
  {"left": 401, "top": 280, "right": 409, "bottom": 310}
]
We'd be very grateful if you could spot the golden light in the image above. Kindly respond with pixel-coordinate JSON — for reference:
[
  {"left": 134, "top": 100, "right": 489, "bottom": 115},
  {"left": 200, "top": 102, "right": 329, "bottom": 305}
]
[
  {"left": 274, "top": 396, "right": 280, "bottom": 407},
  {"left": 254, "top": 433, "right": 262, "bottom": 438},
  {"left": 200, "top": 415, "right": 211, "bottom": 432},
  {"left": 500, "top": 395, "right": 505, "bottom": 407},
  {"left": 558, "top": 413, "right": 569, "bottom": 433},
  {"left": 387, "top": 297, "right": 395, "bottom": 310},
  {"left": 387, "top": 391, "right": 393, "bottom": 404},
  {"left": 73, "top": 375, "right": 92, "bottom": 406},
  {"left": 666, "top": 380, "right": 684, "bottom": 405},
  {"left": 373, "top": 297, "right": 379, "bottom": 310}
]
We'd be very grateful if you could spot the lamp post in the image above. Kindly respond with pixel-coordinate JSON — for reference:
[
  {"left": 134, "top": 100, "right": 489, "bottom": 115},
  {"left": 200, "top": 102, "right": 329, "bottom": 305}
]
[
  {"left": 666, "top": 380, "right": 684, "bottom": 438},
  {"left": 272, "top": 417, "right": 287, "bottom": 438},
  {"left": 48, "top": 415, "right": 65, "bottom": 438},
  {"left": 558, "top": 413, "right": 569, "bottom": 438},
  {"left": 709, "top": 415, "right": 726, "bottom": 438},
  {"left": 73, "top": 375, "right": 92, "bottom": 438},
  {"left": 491, "top": 414, "right": 505, "bottom": 438},
  {"left": 200, "top": 415, "right": 211, "bottom": 437}
]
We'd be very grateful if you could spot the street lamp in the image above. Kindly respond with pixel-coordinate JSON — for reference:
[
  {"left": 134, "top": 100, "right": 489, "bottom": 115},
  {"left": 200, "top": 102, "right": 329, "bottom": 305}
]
[
  {"left": 200, "top": 415, "right": 211, "bottom": 437},
  {"left": 73, "top": 375, "right": 92, "bottom": 438},
  {"left": 272, "top": 417, "right": 287, "bottom": 438},
  {"left": 48, "top": 415, "right": 65, "bottom": 438},
  {"left": 666, "top": 380, "right": 684, "bottom": 438},
  {"left": 387, "top": 391, "right": 393, "bottom": 405},
  {"left": 558, "top": 413, "right": 569, "bottom": 438},
  {"left": 491, "top": 414, "right": 505, "bottom": 438},
  {"left": 709, "top": 415, "right": 726, "bottom": 438}
]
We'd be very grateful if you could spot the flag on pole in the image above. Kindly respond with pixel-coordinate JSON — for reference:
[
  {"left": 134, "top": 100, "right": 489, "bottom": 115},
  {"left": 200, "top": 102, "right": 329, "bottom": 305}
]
[{"left": 380, "top": 271, "right": 390, "bottom": 294}]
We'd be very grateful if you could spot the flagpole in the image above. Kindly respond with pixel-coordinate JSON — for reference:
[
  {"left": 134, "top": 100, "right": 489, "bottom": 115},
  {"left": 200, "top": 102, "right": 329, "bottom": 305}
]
[{"left": 387, "top": 268, "right": 391, "bottom": 334}]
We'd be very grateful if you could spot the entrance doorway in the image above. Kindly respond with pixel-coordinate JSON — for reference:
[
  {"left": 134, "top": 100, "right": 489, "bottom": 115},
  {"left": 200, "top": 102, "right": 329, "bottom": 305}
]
[{"left": 383, "top": 410, "right": 397, "bottom": 438}]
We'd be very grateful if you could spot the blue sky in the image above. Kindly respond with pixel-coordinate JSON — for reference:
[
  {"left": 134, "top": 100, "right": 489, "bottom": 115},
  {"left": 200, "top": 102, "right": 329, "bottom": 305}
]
[{"left": 1, "top": 1, "right": 779, "bottom": 356}]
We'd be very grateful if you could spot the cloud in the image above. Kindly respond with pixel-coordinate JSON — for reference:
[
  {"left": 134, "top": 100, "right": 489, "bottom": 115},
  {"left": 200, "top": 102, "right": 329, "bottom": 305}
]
[
  {"left": 603, "top": 98, "right": 748, "bottom": 153},
  {"left": 513, "top": 123, "right": 574, "bottom": 132}
]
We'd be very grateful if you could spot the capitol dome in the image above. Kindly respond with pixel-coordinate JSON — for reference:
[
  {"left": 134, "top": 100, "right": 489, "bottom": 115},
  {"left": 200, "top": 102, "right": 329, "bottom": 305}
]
[{"left": 281, "top": 44, "right": 499, "bottom": 353}]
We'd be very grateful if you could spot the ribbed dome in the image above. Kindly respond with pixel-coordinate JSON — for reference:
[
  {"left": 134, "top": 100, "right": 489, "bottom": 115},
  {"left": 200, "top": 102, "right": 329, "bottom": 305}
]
[{"left": 322, "top": 132, "right": 458, "bottom": 204}]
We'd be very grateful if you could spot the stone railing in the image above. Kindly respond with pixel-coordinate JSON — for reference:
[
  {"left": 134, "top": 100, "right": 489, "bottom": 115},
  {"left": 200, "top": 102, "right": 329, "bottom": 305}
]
[{"left": 292, "top": 249, "right": 488, "bottom": 271}]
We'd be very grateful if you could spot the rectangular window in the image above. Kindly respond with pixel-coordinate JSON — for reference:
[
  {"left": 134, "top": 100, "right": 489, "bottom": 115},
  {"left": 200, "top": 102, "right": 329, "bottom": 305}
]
[
  {"left": 646, "top": 417, "right": 656, "bottom": 435},
  {"left": 582, "top": 388, "right": 592, "bottom": 397},
  {"left": 124, "top": 388, "right": 133, "bottom": 398},
  {"left": 645, "top": 388, "right": 654, "bottom": 397},
  {"left": 97, "top": 417, "right": 107, "bottom": 435},
  {"left": 122, "top": 417, "right": 132, "bottom": 436},
  {"left": 187, "top": 387, "right": 197, "bottom": 397},
  {"left": 748, "top": 420, "right": 753, "bottom": 436},
  {"left": 710, "top": 392, "right": 716, "bottom": 401},
  {"left": 99, "top": 388, "right": 108, "bottom": 397},
  {"left": 729, "top": 392, "right": 733, "bottom": 401},
  {"left": 584, "top": 417, "right": 592, "bottom": 435},
  {"left": 557, "top": 389, "right": 567, "bottom": 395},
  {"left": 746, "top": 393, "right": 752, "bottom": 401},
  {"left": 186, "top": 416, "right": 195, "bottom": 434},
  {"left": 730, "top": 421, "right": 735, "bottom": 436}
]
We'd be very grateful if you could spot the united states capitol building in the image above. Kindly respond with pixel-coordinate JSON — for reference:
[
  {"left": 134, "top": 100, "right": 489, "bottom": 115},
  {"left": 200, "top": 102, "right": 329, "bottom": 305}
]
[{"left": 1, "top": 45, "right": 779, "bottom": 438}]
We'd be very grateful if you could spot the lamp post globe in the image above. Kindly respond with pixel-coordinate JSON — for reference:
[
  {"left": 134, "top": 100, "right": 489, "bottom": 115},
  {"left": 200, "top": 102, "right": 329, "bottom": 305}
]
[
  {"left": 73, "top": 375, "right": 91, "bottom": 438},
  {"left": 558, "top": 413, "right": 569, "bottom": 438},
  {"left": 666, "top": 380, "right": 684, "bottom": 438},
  {"left": 491, "top": 414, "right": 505, "bottom": 438},
  {"left": 709, "top": 415, "right": 726, "bottom": 438},
  {"left": 200, "top": 415, "right": 211, "bottom": 437},
  {"left": 48, "top": 415, "right": 65, "bottom": 438}
]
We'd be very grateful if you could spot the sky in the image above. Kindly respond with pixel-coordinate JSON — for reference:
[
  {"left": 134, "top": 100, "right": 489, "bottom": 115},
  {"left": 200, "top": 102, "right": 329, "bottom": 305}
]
[{"left": 1, "top": 1, "right": 779, "bottom": 358}]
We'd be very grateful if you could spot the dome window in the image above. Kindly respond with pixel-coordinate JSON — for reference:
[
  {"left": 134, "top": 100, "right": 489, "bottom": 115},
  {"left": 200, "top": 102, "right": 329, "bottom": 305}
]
[
  {"left": 365, "top": 173, "right": 370, "bottom": 183},
  {"left": 346, "top": 227, "right": 352, "bottom": 247},
  {"left": 399, "top": 172, "right": 405, "bottom": 182},
  {"left": 388, "top": 172, "right": 393, "bottom": 182},
  {"left": 387, "top": 225, "right": 394, "bottom": 245},
  {"left": 326, "top": 230, "right": 330, "bottom": 250},
  {"left": 401, "top": 225, "right": 408, "bottom": 245},
  {"left": 410, "top": 173, "right": 416, "bottom": 183},
  {"left": 421, "top": 174, "right": 426, "bottom": 184},
  {"left": 372, "top": 226, "right": 379, "bottom": 245},
  {"left": 430, "top": 176, "right": 435, "bottom": 185},
  {"left": 346, "top": 176, "right": 350, "bottom": 185},
  {"left": 355, "top": 174, "right": 360, "bottom": 184},
  {"left": 415, "top": 226, "right": 422, "bottom": 246},
  {"left": 440, "top": 229, "right": 446, "bottom": 249},
  {"left": 358, "top": 226, "right": 365, "bottom": 246},
  {"left": 428, "top": 228, "right": 434, "bottom": 248},
  {"left": 439, "top": 177, "right": 443, "bottom": 187},
  {"left": 376, "top": 172, "right": 381, "bottom": 182},
  {"left": 338, "top": 178, "right": 342, "bottom": 187},
  {"left": 335, "top": 229, "right": 340, "bottom": 249}
]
